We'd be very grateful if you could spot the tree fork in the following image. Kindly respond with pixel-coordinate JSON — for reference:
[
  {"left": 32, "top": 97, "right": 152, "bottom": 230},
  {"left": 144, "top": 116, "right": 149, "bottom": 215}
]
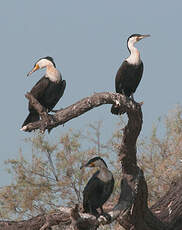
[
  {"left": 2, "top": 92, "right": 181, "bottom": 229},
  {"left": 21, "top": 92, "right": 140, "bottom": 132}
]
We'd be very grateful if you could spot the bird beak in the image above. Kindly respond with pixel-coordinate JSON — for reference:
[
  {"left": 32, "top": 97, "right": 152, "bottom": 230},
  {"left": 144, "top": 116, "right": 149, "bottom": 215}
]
[
  {"left": 80, "top": 162, "right": 94, "bottom": 169},
  {"left": 138, "top": 34, "right": 150, "bottom": 41},
  {"left": 27, "top": 64, "right": 40, "bottom": 76},
  {"left": 80, "top": 165, "right": 85, "bottom": 169}
]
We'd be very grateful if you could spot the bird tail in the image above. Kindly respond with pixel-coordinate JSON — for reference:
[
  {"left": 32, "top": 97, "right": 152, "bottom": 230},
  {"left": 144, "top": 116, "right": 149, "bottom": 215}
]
[{"left": 22, "top": 112, "right": 39, "bottom": 128}]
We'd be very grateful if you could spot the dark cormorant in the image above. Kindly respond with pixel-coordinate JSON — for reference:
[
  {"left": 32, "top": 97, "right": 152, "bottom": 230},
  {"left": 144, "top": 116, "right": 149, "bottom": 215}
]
[
  {"left": 21, "top": 56, "right": 66, "bottom": 129},
  {"left": 111, "top": 34, "right": 150, "bottom": 115},
  {"left": 80, "top": 157, "right": 114, "bottom": 219}
]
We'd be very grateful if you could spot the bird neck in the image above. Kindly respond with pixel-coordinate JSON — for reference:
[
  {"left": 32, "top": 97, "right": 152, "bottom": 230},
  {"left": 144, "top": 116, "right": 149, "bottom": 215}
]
[
  {"left": 97, "top": 167, "right": 113, "bottom": 182},
  {"left": 126, "top": 43, "right": 141, "bottom": 65},
  {"left": 45, "top": 65, "right": 61, "bottom": 83}
]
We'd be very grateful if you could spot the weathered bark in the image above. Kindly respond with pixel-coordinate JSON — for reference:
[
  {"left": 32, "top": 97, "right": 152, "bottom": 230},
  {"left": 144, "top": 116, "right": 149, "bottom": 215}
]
[
  {"left": 2, "top": 92, "right": 181, "bottom": 229},
  {"left": 114, "top": 103, "right": 166, "bottom": 230},
  {"left": 151, "top": 180, "right": 182, "bottom": 230},
  {"left": 21, "top": 92, "right": 138, "bottom": 132}
]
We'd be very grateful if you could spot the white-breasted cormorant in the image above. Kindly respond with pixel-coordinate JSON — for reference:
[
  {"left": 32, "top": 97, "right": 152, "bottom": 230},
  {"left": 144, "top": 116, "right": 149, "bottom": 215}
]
[
  {"left": 22, "top": 56, "right": 66, "bottom": 128},
  {"left": 111, "top": 34, "right": 150, "bottom": 115},
  {"left": 80, "top": 157, "right": 114, "bottom": 219}
]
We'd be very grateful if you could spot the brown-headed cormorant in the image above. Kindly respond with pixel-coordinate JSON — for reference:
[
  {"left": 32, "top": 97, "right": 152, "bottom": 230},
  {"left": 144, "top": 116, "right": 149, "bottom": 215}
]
[{"left": 81, "top": 157, "right": 114, "bottom": 219}]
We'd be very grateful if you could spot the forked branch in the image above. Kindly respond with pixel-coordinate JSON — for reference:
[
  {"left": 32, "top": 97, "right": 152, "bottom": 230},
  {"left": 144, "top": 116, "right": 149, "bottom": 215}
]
[
  {"left": 10, "top": 92, "right": 182, "bottom": 229},
  {"left": 21, "top": 92, "right": 141, "bottom": 132}
]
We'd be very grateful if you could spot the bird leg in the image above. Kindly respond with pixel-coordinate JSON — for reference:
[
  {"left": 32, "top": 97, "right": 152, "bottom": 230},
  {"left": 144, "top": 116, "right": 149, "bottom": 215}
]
[
  {"left": 121, "top": 89, "right": 125, "bottom": 95},
  {"left": 130, "top": 93, "right": 134, "bottom": 101},
  {"left": 115, "top": 100, "right": 121, "bottom": 107}
]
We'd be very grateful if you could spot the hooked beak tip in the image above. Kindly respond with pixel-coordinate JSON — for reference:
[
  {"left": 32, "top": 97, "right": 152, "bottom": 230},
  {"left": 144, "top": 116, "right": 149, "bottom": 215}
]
[
  {"left": 138, "top": 34, "right": 151, "bottom": 42},
  {"left": 27, "top": 70, "right": 33, "bottom": 77},
  {"left": 27, "top": 64, "right": 39, "bottom": 77},
  {"left": 80, "top": 163, "right": 87, "bottom": 169},
  {"left": 142, "top": 34, "right": 151, "bottom": 38}
]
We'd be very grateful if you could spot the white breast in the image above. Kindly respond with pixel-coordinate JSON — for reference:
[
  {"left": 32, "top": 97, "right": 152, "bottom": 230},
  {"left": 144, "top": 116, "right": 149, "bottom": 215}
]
[
  {"left": 126, "top": 53, "right": 141, "bottom": 65},
  {"left": 46, "top": 68, "right": 61, "bottom": 83},
  {"left": 97, "top": 168, "right": 113, "bottom": 182},
  {"left": 126, "top": 43, "right": 141, "bottom": 65}
]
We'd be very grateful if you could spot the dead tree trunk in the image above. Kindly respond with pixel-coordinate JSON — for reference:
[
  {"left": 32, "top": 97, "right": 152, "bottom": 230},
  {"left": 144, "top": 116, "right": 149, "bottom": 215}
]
[
  {"left": 2, "top": 92, "right": 182, "bottom": 229},
  {"left": 114, "top": 102, "right": 165, "bottom": 230}
]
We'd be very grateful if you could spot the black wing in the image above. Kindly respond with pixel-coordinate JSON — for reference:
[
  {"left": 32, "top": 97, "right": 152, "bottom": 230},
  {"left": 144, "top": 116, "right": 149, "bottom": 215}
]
[
  {"left": 83, "top": 171, "right": 104, "bottom": 211},
  {"left": 115, "top": 61, "right": 143, "bottom": 97},
  {"left": 101, "top": 175, "right": 114, "bottom": 204},
  {"left": 30, "top": 76, "right": 50, "bottom": 99},
  {"left": 130, "top": 62, "right": 143, "bottom": 93},
  {"left": 29, "top": 77, "right": 66, "bottom": 111},
  {"left": 28, "top": 76, "right": 50, "bottom": 111},
  {"left": 115, "top": 61, "right": 130, "bottom": 93},
  {"left": 48, "top": 79, "right": 66, "bottom": 110}
]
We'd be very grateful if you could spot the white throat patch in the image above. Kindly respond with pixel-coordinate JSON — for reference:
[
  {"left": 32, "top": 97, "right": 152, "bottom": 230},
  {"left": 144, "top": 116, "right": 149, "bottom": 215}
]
[
  {"left": 97, "top": 168, "right": 113, "bottom": 182},
  {"left": 126, "top": 38, "right": 141, "bottom": 65},
  {"left": 126, "top": 51, "right": 141, "bottom": 65},
  {"left": 45, "top": 66, "right": 61, "bottom": 83}
]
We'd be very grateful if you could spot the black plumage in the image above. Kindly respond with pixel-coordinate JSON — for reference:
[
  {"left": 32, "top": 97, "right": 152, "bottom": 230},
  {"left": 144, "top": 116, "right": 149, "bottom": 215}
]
[
  {"left": 111, "top": 34, "right": 150, "bottom": 115},
  {"left": 22, "top": 57, "right": 66, "bottom": 128},
  {"left": 81, "top": 157, "right": 114, "bottom": 218},
  {"left": 115, "top": 60, "right": 143, "bottom": 97}
]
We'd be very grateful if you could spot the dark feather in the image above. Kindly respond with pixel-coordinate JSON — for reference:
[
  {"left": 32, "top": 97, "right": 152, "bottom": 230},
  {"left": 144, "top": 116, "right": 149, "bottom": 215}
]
[
  {"left": 22, "top": 76, "right": 66, "bottom": 127},
  {"left": 22, "top": 112, "right": 39, "bottom": 127},
  {"left": 115, "top": 60, "right": 143, "bottom": 97},
  {"left": 83, "top": 170, "right": 114, "bottom": 215}
]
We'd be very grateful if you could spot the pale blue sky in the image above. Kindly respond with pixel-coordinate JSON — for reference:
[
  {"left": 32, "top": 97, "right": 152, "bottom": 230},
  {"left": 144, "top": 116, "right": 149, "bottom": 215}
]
[{"left": 0, "top": 1, "right": 181, "bottom": 186}]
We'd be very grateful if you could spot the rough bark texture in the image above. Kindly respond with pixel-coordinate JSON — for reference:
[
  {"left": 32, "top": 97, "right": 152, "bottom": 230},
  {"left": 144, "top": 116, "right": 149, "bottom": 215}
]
[
  {"left": 21, "top": 92, "right": 138, "bottom": 133},
  {"left": 114, "top": 103, "right": 166, "bottom": 230},
  {"left": 151, "top": 180, "right": 182, "bottom": 230},
  {"left": 2, "top": 92, "right": 182, "bottom": 229}
]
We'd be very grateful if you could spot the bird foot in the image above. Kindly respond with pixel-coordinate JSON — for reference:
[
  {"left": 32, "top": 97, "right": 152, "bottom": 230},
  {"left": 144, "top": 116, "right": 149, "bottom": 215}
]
[
  {"left": 98, "top": 212, "right": 112, "bottom": 222},
  {"left": 20, "top": 126, "right": 27, "bottom": 131},
  {"left": 39, "top": 113, "right": 54, "bottom": 133},
  {"left": 115, "top": 100, "right": 121, "bottom": 106}
]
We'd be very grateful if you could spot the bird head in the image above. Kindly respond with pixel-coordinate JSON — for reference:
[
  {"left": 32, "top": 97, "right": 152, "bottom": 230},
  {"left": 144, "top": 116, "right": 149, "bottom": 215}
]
[
  {"left": 127, "top": 34, "right": 150, "bottom": 51},
  {"left": 80, "top": 157, "right": 108, "bottom": 169},
  {"left": 27, "top": 56, "right": 56, "bottom": 76}
]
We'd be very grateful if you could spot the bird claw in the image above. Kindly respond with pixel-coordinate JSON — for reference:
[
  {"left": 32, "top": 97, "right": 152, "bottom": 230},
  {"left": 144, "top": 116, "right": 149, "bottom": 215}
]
[
  {"left": 98, "top": 215, "right": 107, "bottom": 223},
  {"left": 98, "top": 212, "right": 112, "bottom": 223},
  {"left": 20, "top": 126, "right": 27, "bottom": 131},
  {"left": 115, "top": 100, "right": 121, "bottom": 106}
]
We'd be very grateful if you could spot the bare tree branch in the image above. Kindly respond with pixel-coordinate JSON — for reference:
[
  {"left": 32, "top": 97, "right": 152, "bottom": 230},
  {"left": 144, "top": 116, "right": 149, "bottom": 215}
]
[
  {"left": 23, "top": 92, "right": 53, "bottom": 132},
  {"left": 46, "top": 150, "right": 59, "bottom": 182},
  {"left": 21, "top": 92, "right": 140, "bottom": 132},
  {"left": 3, "top": 91, "right": 181, "bottom": 229}
]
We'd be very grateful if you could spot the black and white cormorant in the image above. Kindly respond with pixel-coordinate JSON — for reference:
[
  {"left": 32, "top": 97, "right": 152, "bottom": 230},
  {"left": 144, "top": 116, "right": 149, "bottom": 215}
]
[
  {"left": 80, "top": 157, "right": 114, "bottom": 219},
  {"left": 111, "top": 34, "right": 150, "bottom": 115},
  {"left": 21, "top": 56, "right": 66, "bottom": 128}
]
